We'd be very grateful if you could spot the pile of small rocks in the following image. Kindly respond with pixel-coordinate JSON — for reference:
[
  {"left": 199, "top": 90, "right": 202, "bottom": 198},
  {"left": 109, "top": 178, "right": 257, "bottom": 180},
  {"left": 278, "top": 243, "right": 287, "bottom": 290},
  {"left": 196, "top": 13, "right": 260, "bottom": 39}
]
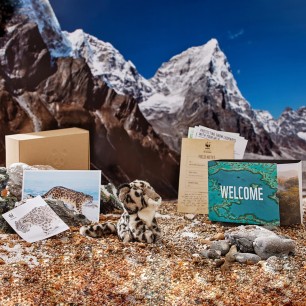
[{"left": 199, "top": 225, "right": 296, "bottom": 270}]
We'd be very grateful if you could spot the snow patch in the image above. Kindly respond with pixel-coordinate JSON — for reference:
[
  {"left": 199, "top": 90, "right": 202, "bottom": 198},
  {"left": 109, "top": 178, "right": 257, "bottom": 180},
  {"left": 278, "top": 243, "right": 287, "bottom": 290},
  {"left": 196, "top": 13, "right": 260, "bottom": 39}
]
[{"left": 297, "top": 132, "right": 306, "bottom": 141}]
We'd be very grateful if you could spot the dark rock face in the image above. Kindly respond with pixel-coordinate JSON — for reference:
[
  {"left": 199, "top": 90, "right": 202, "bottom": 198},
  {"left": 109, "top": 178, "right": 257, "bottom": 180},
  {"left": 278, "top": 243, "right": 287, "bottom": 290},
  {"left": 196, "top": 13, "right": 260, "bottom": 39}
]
[
  {"left": 0, "top": 22, "right": 179, "bottom": 199},
  {"left": 178, "top": 84, "right": 280, "bottom": 156},
  {"left": 274, "top": 107, "right": 306, "bottom": 158}
]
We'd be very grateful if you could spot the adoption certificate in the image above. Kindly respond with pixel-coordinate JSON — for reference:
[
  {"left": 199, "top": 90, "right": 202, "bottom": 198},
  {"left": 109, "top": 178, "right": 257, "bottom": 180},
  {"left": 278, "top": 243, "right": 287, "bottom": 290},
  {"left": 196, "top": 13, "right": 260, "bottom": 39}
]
[{"left": 178, "top": 138, "right": 235, "bottom": 214}]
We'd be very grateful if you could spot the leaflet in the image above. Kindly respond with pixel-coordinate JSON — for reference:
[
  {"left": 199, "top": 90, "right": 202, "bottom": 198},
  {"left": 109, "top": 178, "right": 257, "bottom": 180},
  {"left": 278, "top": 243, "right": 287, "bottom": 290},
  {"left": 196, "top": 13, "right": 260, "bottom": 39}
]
[
  {"left": 2, "top": 196, "right": 69, "bottom": 243},
  {"left": 178, "top": 138, "right": 235, "bottom": 214},
  {"left": 191, "top": 125, "right": 247, "bottom": 159}
]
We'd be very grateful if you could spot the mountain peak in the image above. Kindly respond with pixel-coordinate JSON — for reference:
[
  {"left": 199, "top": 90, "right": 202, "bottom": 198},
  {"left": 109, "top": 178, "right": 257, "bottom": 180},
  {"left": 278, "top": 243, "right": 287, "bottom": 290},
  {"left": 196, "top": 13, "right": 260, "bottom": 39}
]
[
  {"left": 18, "top": 0, "right": 72, "bottom": 57},
  {"left": 149, "top": 38, "right": 242, "bottom": 101},
  {"left": 204, "top": 37, "right": 219, "bottom": 49}
]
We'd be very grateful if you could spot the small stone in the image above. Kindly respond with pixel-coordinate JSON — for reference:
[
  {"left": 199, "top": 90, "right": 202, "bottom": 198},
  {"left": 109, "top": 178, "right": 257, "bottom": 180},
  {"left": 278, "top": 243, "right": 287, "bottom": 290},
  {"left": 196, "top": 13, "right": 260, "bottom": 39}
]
[
  {"left": 235, "top": 237, "right": 254, "bottom": 253},
  {"left": 253, "top": 236, "right": 295, "bottom": 260},
  {"left": 234, "top": 253, "right": 261, "bottom": 264},
  {"left": 214, "top": 258, "right": 225, "bottom": 268},
  {"left": 225, "top": 245, "right": 237, "bottom": 262},
  {"left": 211, "top": 233, "right": 225, "bottom": 241},
  {"left": 0, "top": 258, "right": 6, "bottom": 265},
  {"left": 210, "top": 240, "right": 230, "bottom": 256},
  {"left": 200, "top": 249, "right": 221, "bottom": 259},
  {"left": 185, "top": 214, "right": 196, "bottom": 220},
  {"left": 0, "top": 172, "right": 9, "bottom": 190}
]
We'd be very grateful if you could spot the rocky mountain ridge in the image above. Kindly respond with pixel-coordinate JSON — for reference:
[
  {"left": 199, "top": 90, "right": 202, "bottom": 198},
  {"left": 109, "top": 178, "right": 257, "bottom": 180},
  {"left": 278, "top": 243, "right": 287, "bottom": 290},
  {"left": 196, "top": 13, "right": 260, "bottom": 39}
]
[
  {"left": 0, "top": 20, "right": 179, "bottom": 198},
  {"left": 15, "top": 0, "right": 306, "bottom": 160}
]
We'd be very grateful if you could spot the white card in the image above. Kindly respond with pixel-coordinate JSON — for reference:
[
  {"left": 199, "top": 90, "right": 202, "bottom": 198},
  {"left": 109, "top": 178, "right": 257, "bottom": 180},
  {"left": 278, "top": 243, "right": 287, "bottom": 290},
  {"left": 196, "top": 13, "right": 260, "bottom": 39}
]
[
  {"left": 192, "top": 125, "right": 247, "bottom": 159},
  {"left": 2, "top": 196, "right": 69, "bottom": 243}
]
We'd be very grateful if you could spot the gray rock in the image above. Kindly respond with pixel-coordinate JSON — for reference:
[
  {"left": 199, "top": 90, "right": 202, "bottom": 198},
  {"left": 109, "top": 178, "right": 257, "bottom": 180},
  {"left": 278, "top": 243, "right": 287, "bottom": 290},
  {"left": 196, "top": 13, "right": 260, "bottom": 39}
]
[
  {"left": 0, "top": 196, "right": 17, "bottom": 233},
  {"left": 45, "top": 199, "right": 91, "bottom": 227},
  {"left": 225, "top": 225, "right": 279, "bottom": 253},
  {"left": 7, "top": 163, "right": 55, "bottom": 200},
  {"left": 234, "top": 253, "right": 261, "bottom": 264},
  {"left": 0, "top": 167, "right": 9, "bottom": 190},
  {"left": 210, "top": 240, "right": 230, "bottom": 256},
  {"left": 225, "top": 225, "right": 295, "bottom": 260},
  {"left": 253, "top": 236, "right": 295, "bottom": 260},
  {"left": 200, "top": 249, "right": 221, "bottom": 259},
  {"left": 235, "top": 237, "right": 254, "bottom": 253}
]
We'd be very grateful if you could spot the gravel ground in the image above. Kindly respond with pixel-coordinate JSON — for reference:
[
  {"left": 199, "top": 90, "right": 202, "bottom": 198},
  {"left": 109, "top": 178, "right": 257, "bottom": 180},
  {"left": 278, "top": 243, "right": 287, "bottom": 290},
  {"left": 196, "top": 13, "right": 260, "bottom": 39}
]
[{"left": 0, "top": 201, "right": 305, "bottom": 306}]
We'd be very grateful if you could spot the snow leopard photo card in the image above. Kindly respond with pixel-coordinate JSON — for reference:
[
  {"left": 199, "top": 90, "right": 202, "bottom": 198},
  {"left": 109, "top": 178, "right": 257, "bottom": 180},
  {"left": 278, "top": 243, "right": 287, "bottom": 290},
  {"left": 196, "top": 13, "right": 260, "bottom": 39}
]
[
  {"left": 22, "top": 170, "right": 101, "bottom": 222},
  {"left": 3, "top": 196, "right": 69, "bottom": 243}
]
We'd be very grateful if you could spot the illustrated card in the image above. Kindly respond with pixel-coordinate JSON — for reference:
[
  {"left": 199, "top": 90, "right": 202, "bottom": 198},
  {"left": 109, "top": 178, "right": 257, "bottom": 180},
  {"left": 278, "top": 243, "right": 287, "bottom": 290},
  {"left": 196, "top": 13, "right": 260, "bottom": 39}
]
[
  {"left": 208, "top": 161, "right": 280, "bottom": 225},
  {"left": 277, "top": 161, "right": 303, "bottom": 225},
  {"left": 2, "top": 196, "right": 69, "bottom": 243},
  {"left": 22, "top": 170, "right": 101, "bottom": 222}
]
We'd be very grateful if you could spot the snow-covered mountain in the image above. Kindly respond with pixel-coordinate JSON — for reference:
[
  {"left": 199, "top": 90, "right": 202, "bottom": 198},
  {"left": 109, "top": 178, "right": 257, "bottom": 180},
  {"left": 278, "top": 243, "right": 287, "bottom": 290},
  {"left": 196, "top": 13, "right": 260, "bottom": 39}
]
[
  {"left": 65, "top": 29, "right": 154, "bottom": 101},
  {"left": 17, "top": 0, "right": 155, "bottom": 101},
  {"left": 140, "top": 39, "right": 281, "bottom": 155},
  {"left": 257, "top": 107, "right": 306, "bottom": 159},
  {"left": 18, "top": 0, "right": 72, "bottom": 57},
  {"left": 11, "top": 0, "right": 306, "bottom": 160}
]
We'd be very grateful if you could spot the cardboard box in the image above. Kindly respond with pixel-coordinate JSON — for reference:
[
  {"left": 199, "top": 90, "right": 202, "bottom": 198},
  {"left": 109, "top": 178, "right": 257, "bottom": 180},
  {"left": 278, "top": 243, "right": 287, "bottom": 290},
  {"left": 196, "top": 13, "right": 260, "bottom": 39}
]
[{"left": 5, "top": 128, "right": 90, "bottom": 170}]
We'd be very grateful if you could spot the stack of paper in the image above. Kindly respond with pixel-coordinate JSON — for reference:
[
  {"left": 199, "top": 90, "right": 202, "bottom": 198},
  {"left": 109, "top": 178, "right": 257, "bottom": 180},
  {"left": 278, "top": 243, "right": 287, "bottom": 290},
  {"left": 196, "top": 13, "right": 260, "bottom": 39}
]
[
  {"left": 178, "top": 125, "right": 249, "bottom": 214},
  {"left": 188, "top": 125, "right": 248, "bottom": 159}
]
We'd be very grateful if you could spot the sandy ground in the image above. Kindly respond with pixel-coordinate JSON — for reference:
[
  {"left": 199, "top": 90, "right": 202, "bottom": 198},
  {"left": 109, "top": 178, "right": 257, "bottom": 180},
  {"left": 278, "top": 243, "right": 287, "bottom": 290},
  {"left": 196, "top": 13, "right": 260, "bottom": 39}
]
[{"left": 0, "top": 201, "right": 305, "bottom": 306}]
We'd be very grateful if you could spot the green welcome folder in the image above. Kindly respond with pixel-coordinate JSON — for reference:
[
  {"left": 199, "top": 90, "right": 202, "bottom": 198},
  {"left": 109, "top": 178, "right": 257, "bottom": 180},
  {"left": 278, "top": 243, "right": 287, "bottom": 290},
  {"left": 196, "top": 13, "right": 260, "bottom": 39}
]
[{"left": 208, "top": 160, "right": 303, "bottom": 226}]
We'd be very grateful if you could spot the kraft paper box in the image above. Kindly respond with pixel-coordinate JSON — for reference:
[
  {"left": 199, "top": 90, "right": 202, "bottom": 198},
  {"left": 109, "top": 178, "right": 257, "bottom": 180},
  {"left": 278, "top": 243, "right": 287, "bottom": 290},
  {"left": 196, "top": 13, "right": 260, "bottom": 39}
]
[
  {"left": 5, "top": 128, "right": 90, "bottom": 170},
  {"left": 208, "top": 160, "right": 303, "bottom": 226}
]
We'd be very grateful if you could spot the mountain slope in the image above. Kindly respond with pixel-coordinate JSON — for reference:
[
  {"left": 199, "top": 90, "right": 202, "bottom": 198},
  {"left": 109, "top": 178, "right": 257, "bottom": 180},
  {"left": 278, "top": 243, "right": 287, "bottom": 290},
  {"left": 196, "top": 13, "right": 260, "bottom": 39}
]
[
  {"left": 140, "top": 39, "right": 281, "bottom": 156},
  {"left": 0, "top": 19, "right": 179, "bottom": 198}
]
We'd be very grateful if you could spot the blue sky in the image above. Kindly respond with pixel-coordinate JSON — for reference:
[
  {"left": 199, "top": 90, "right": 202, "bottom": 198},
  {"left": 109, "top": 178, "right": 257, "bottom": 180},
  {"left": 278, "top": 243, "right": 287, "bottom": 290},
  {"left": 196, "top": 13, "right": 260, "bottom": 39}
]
[{"left": 49, "top": 0, "right": 306, "bottom": 118}]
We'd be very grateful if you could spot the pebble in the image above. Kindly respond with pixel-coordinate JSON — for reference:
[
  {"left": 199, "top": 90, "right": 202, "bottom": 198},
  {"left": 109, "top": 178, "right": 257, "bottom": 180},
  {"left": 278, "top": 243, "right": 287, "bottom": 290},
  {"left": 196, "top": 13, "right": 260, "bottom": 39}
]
[
  {"left": 200, "top": 249, "right": 221, "bottom": 259},
  {"left": 211, "top": 233, "right": 225, "bottom": 241},
  {"left": 184, "top": 214, "right": 196, "bottom": 220},
  {"left": 225, "top": 245, "right": 237, "bottom": 262},
  {"left": 210, "top": 240, "right": 230, "bottom": 256},
  {"left": 234, "top": 253, "right": 261, "bottom": 264},
  {"left": 214, "top": 258, "right": 225, "bottom": 267}
]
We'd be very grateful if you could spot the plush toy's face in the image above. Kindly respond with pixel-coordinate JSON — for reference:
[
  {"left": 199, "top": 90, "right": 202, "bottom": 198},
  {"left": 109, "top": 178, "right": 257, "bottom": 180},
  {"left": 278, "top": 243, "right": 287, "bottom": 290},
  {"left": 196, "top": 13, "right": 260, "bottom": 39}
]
[{"left": 118, "top": 180, "right": 161, "bottom": 214}]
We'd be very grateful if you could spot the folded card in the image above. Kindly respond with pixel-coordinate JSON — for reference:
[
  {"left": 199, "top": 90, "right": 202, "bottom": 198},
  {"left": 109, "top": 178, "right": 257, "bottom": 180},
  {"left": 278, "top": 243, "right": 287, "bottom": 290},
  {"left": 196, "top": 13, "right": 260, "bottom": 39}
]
[{"left": 208, "top": 160, "right": 303, "bottom": 225}]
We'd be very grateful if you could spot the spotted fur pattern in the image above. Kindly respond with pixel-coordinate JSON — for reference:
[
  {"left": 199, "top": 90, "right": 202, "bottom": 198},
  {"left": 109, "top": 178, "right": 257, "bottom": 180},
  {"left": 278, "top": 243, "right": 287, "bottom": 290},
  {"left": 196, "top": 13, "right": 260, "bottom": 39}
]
[
  {"left": 15, "top": 206, "right": 57, "bottom": 234},
  {"left": 42, "top": 186, "right": 94, "bottom": 214},
  {"left": 80, "top": 180, "right": 162, "bottom": 243}
]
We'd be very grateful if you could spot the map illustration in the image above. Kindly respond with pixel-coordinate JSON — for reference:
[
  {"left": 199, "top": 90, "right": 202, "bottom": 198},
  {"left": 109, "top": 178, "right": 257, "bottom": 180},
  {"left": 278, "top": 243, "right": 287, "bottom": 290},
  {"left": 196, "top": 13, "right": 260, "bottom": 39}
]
[{"left": 208, "top": 161, "right": 280, "bottom": 225}]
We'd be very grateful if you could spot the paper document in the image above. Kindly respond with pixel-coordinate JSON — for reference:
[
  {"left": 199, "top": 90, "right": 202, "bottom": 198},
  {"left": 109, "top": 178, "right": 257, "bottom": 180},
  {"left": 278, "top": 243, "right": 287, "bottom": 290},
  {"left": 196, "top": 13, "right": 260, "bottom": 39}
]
[
  {"left": 178, "top": 138, "right": 235, "bottom": 214},
  {"left": 192, "top": 125, "right": 247, "bottom": 159},
  {"left": 3, "top": 196, "right": 69, "bottom": 243}
]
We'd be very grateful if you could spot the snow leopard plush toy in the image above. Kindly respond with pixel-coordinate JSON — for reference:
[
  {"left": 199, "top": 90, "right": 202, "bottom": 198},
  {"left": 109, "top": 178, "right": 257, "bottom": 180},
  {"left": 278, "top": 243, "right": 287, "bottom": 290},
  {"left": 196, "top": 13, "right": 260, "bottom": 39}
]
[{"left": 80, "top": 180, "right": 162, "bottom": 243}]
